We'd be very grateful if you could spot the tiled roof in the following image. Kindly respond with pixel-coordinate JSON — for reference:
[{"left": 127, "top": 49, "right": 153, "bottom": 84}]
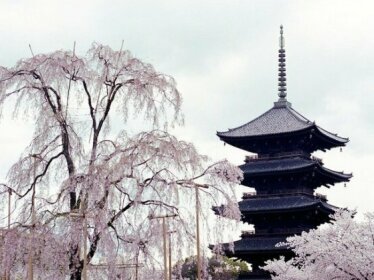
[
  {"left": 239, "top": 194, "right": 338, "bottom": 213},
  {"left": 217, "top": 101, "right": 348, "bottom": 143},
  {"left": 239, "top": 156, "right": 352, "bottom": 180},
  {"left": 239, "top": 156, "right": 314, "bottom": 174},
  {"left": 218, "top": 103, "right": 311, "bottom": 137},
  {"left": 316, "top": 126, "right": 348, "bottom": 143}
]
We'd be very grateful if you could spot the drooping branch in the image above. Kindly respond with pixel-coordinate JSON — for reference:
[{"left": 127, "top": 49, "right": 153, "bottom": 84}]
[{"left": 19, "top": 151, "right": 64, "bottom": 198}]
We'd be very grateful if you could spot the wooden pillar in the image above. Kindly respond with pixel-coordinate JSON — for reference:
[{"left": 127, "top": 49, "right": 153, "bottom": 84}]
[
  {"left": 162, "top": 217, "right": 168, "bottom": 280},
  {"left": 167, "top": 231, "right": 176, "bottom": 280},
  {"left": 168, "top": 232, "right": 172, "bottom": 280},
  {"left": 135, "top": 251, "right": 139, "bottom": 280},
  {"left": 83, "top": 215, "right": 88, "bottom": 280},
  {"left": 4, "top": 189, "right": 12, "bottom": 280},
  {"left": 148, "top": 214, "right": 177, "bottom": 280},
  {"left": 195, "top": 185, "right": 201, "bottom": 280},
  {"left": 28, "top": 161, "right": 36, "bottom": 280}
]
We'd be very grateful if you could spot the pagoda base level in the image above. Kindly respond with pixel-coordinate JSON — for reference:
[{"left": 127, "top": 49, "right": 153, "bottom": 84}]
[{"left": 238, "top": 270, "right": 271, "bottom": 280}]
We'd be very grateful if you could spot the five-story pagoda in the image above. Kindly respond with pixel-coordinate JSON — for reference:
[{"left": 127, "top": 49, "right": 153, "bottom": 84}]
[{"left": 213, "top": 26, "right": 352, "bottom": 280}]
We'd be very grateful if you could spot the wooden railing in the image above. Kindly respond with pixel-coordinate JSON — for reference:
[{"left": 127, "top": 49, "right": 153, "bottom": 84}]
[
  {"left": 242, "top": 228, "right": 307, "bottom": 237},
  {"left": 242, "top": 191, "right": 328, "bottom": 201},
  {"left": 244, "top": 151, "right": 312, "bottom": 162},
  {"left": 315, "top": 193, "right": 327, "bottom": 200},
  {"left": 241, "top": 230, "right": 256, "bottom": 237},
  {"left": 242, "top": 191, "right": 257, "bottom": 198}
]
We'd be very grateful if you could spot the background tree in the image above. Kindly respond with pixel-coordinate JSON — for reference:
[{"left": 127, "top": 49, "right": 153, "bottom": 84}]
[
  {"left": 263, "top": 210, "right": 374, "bottom": 280},
  {"left": 173, "top": 255, "right": 249, "bottom": 280},
  {"left": 0, "top": 43, "right": 242, "bottom": 279}
]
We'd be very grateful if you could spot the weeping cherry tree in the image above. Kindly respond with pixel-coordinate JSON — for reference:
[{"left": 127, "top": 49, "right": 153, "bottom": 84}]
[{"left": 0, "top": 43, "right": 242, "bottom": 279}]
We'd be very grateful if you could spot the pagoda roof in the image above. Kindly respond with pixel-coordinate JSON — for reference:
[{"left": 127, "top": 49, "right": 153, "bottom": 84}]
[
  {"left": 239, "top": 194, "right": 338, "bottom": 214},
  {"left": 213, "top": 193, "right": 338, "bottom": 217},
  {"left": 217, "top": 101, "right": 348, "bottom": 148},
  {"left": 233, "top": 236, "right": 286, "bottom": 252},
  {"left": 239, "top": 156, "right": 352, "bottom": 184},
  {"left": 219, "top": 235, "right": 288, "bottom": 255},
  {"left": 240, "top": 156, "right": 314, "bottom": 174}
]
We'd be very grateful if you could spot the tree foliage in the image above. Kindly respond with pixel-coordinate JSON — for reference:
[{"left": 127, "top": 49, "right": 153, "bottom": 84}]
[
  {"left": 263, "top": 210, "right": 374, "bottom": 280},
  {"left": 0, "top": 43, "right": 242, "bottom": 279}
]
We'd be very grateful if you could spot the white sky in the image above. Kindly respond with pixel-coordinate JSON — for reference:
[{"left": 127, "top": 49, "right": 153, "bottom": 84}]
[{"left": 0, "top": 0, "right": 373, "bottom": 218}]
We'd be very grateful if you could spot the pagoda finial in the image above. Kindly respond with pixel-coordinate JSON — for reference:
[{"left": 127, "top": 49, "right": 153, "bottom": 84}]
[
  {"left": 278, "top": 25, "right": 287, "bottom": 101},
  {"left": 280, "top": 25, "right": 285, "bottom": 49}
]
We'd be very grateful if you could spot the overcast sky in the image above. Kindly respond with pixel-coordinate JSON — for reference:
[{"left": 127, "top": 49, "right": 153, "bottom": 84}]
[{"left": 0, "top": 0, "right": 373, "bottom": 217}]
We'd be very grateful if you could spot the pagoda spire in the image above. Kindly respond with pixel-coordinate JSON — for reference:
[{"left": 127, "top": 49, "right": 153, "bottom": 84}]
[{"left": 278, "top": 25, "right": 287, "bottom": 101}]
